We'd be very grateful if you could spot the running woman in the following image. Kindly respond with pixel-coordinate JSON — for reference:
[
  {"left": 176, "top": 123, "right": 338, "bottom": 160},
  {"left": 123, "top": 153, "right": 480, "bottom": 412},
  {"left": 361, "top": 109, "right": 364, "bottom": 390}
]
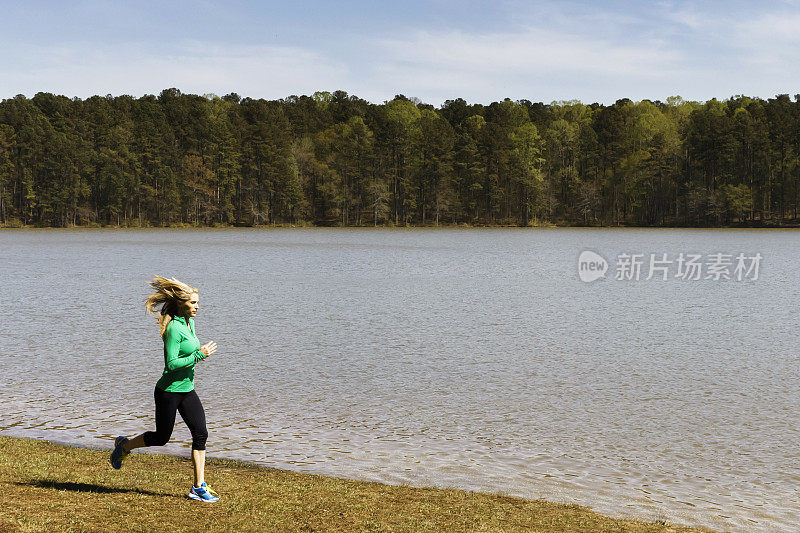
[{"left": 109, "top": 276, "right": 220, "bottom": 503}]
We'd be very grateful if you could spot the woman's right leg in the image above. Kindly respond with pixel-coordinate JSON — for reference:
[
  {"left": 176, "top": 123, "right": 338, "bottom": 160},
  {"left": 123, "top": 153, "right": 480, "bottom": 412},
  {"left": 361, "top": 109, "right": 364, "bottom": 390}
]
[
  {"left": 123, "top": 434, "right": 147, "bottom": 452},
  {"left": 125, "top": 387, "right": 181, "bottom": 452}
]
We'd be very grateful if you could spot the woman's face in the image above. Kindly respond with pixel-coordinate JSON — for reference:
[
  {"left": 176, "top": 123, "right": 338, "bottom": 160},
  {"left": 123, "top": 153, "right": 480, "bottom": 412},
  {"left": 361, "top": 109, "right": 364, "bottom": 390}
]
[{"left": 182, "top": 292, "right": 199, "bottom": 318}]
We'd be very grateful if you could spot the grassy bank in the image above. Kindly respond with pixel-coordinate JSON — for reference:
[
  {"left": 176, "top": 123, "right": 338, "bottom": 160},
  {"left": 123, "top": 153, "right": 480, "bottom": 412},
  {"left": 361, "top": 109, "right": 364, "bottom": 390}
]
[{"left": 0, "top": 436, "right": 712, "bottom": 532}]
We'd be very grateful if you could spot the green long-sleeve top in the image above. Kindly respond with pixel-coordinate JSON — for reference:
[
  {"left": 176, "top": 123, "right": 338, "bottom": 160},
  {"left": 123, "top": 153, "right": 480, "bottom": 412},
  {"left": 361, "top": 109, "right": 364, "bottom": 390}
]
[{"left": 155, "top": 315, "right": 206, "bottom": 392}]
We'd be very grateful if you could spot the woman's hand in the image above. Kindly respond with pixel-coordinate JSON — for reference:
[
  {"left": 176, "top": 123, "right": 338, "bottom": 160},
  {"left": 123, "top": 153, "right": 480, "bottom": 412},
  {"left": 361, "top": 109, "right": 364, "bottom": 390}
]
[{"left": 200, "top": 342, "right": 217, "bottom": 358}]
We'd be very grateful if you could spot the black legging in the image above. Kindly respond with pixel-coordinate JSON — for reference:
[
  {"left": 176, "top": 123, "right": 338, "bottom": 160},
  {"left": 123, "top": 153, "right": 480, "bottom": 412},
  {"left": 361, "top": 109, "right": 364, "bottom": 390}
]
[{"left": 142, "top": 387, "right": 208, "bottom": 450}]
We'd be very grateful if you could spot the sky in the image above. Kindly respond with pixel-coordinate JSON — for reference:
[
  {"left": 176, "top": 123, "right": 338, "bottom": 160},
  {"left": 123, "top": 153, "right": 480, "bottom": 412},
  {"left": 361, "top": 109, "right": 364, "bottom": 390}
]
[{"left": 2, "top": 0, "right": 800, "bottom": 106}]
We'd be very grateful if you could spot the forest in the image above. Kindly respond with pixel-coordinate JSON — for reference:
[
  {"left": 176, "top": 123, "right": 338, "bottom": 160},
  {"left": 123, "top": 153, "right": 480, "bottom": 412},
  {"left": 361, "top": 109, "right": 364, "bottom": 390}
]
[{"left": 0, "top": 89, "right": 798, "bottom": 227}]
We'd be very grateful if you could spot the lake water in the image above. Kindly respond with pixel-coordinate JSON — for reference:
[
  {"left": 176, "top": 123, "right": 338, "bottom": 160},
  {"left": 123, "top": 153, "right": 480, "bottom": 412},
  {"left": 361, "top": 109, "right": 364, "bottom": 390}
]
[{"left": 1, "top": 228, "right": 798, "bottom": 531}]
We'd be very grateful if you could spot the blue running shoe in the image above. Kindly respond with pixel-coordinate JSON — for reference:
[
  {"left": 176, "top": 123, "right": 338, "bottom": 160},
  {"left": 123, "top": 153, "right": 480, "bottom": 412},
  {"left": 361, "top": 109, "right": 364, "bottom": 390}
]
[
  {"left": 109, "top": 436, "right": 129, "bottom": 469},
  {"left": 188, "top": 482, "right": 220, "bottom": 503}
]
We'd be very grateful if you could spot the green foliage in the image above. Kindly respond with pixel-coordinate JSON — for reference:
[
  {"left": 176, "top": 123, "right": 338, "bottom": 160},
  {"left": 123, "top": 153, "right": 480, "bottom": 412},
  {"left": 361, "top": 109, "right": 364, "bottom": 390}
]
[{"left": 1, "top": 90, "right": 799, "bottom": 227}]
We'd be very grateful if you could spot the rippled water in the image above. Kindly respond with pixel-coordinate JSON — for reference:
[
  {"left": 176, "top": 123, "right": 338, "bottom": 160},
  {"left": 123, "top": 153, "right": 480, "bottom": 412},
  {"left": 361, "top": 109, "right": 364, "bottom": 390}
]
[{"left": 1, "top": 228, "right": 798, "bottom": 531}]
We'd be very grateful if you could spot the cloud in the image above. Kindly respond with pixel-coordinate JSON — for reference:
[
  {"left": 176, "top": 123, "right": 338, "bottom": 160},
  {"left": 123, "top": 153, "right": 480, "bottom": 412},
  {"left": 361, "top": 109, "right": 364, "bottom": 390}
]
[
  {"left": 736, "top": 11, "right": 800, "bottom": 42},
  {"left": 379, "top": 28, "right": 680, "bottom": 77},
  {"left": 3, "top": 3, "right": 800, "bottom": 107},
  {"left": 728, "top": 11, "right": 800, "bottom": 76},
  {"left": 0, "top": 41, "right": 350, "bottom": 99},
  {"left": 663, "top": 6, "right": 705, "bottom": 29},
  {"left": 365, "top": 26, "right": 687, "bottom": 104},
  {"left": 365, "top": 1, "right": 800, "bottom": 105}
]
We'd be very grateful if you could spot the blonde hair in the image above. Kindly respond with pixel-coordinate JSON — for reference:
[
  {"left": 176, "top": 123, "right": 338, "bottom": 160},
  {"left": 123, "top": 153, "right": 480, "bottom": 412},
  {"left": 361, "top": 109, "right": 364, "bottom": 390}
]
[{"left": 145, "top": 275, "right": 198, "bottom": 337}]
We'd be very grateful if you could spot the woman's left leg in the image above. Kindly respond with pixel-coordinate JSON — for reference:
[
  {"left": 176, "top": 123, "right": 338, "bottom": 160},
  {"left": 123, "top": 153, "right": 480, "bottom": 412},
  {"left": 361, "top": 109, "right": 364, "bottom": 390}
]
[{"left": 178, "top": 389, "right": 209, "bottom": 487}]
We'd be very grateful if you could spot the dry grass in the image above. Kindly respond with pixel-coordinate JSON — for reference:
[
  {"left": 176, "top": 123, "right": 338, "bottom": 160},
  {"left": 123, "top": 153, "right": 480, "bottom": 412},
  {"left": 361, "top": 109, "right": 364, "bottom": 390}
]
[{"left": 0, "top": 436, "right": 715, "bottom": 532}]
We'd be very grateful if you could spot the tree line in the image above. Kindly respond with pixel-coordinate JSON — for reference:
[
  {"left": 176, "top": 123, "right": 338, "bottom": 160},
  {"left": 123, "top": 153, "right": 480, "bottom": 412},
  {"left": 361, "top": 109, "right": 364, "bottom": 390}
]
[{"left": 0, "top": 89, "right": 798, "bottom": 227}]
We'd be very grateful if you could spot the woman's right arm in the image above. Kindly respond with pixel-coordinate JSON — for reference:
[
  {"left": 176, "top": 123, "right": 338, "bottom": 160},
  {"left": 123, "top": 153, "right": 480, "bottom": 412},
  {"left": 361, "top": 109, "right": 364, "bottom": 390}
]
[{"left": 163, "top": 324, "right": 206, "bottom": 371}]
